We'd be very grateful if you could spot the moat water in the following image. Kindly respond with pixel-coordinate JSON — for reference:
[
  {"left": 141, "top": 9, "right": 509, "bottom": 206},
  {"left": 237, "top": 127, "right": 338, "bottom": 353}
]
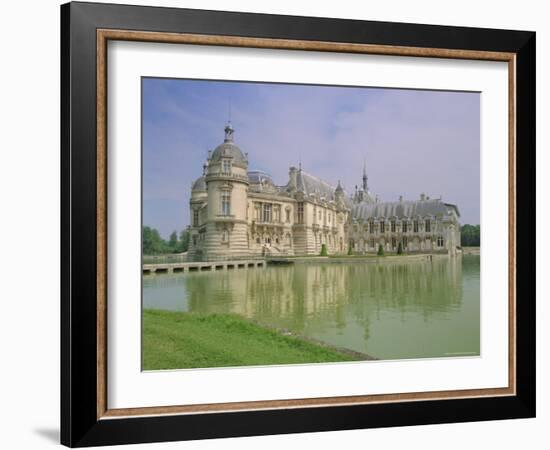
[{"left": 143, "top": 255, "right": 480, "bottom": 360}]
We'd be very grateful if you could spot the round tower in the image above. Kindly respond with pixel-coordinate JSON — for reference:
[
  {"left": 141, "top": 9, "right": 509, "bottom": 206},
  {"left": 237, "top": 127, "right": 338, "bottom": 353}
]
[
  {"left": 202, "top": 123, "right": 249, "bottom": 260},
  {"left": 187, "top": 162, "right": 208, "bottom": 261}
]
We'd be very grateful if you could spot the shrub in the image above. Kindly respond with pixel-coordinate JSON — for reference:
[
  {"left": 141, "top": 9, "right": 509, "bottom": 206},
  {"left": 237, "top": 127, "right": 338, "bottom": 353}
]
[
  {"left": 377, "top": 243, "right": 385, "bottom": 256},
  {"left": 397, "top": 242, "right": 403, "bottom": 255},
  {"left": 347, "top": 245, "right": 353, "bottom": 256},
  {"left": 320, "top": 243, "right": 328, "bottom": 256}
]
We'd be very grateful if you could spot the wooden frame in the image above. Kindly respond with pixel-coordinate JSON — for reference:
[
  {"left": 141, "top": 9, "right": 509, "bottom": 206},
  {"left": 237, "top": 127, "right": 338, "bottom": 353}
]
[{"left": 61, "top": 1, "right": 535, "bottom": 447}]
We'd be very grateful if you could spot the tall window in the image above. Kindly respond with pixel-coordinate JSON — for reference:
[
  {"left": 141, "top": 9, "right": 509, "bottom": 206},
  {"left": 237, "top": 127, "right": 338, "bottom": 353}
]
[
  {"left": 403, "top": 237, "right": 408, "bottom": 248},
  {"left": 221, "top": 192, "right": 231, "bottom": 216},
  {"left": 402, "top": 221, "right": 408, "bottom": 233},
  {"left": 437, "top": 236, "right": 444, "bottom": 247},
  {"left": 425, "top": 219, "right": 431, "bottom": 232},
  {"left": 370, "top": 238, "right": 375, "bottom": 249},
  {"left": 369, "top": 220, "right": 374, "bottom": 234},
  {"left": 262, "top": 203, "right": 272, "bottom": 223},
  {"left": 391, "top": 220, "right": 396, "bottom": 232},
  {"left": 286, "top": 208, "right": 291, "bottom": 223},
  {"left": 222, "top": 159, "right": 232, "bottom": 175},
  {"left": 413, "top": 220, "right": 419, "bottom": 233},
  {"left": 297, "top": 202, "right": 304, "bottom": 224},
  {"left": 391, "top": 237, "right": 397, "bottom": 249},
  {"left": 193, "top": 210, "right": 199, "bottom": 227},
  {"left": 380, "top": 220, "right": 385, "bottom": 233}
]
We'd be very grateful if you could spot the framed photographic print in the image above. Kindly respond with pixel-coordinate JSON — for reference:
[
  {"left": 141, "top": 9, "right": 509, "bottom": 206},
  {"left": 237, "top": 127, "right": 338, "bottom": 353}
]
[{"left": 60, "top": 1, "right": 536, "bottom": 447}]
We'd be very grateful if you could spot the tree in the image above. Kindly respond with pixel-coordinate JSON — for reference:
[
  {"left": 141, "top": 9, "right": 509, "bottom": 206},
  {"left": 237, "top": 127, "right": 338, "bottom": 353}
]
[
  {"left": 460, "top": 224, "right": 480, "bottom": 246},
  {"left": 397, "top": 241, "right": 403, "bottom": 255},
  {"left": 168, "top": 231, "right": 178, "bottom": 252},
  {"left": 320, "top": 243, "right": 328, "bottom": 256},
  {"left": 377, "top": 243, "right": 385, "bottom": 256},
  {"left": 178, "top": 229, "right": 190, "bottom": 253},
  {"left": 142, "top": 226, "right": 166, "bottom": 255}
]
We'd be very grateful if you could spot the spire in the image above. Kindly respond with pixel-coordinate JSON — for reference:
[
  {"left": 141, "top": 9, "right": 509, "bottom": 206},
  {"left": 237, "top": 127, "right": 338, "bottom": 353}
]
[
  {"left": 335, "top": 179, "right": 344, "bottom": 193},
  {"left": 362, "top": 160, "right": 368, "bottom": 191}
]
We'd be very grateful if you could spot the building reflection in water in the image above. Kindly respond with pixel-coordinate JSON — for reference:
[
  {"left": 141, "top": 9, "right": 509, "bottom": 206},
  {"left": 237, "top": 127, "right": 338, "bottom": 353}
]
[{"left": 143, "top": 255, "right": 479, "bottom": 360}]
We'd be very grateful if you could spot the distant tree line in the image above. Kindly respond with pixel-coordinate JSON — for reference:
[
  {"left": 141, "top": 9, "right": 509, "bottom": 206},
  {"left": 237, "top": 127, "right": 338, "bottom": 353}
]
[
  {"left": 461, "top": 224, "right": 480, "bottom": 247},
  {"left": 143, "top": 226, "right": 190, "bottom": 255}
]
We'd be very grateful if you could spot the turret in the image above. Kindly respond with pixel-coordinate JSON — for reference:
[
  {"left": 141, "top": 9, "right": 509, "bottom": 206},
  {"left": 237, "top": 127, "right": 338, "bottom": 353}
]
[
  {"left": 335, "top": 180, "right": 345, "bottom": 206},
  {"left": 202, "top": 123, "right": 249, "bottom": 259}
]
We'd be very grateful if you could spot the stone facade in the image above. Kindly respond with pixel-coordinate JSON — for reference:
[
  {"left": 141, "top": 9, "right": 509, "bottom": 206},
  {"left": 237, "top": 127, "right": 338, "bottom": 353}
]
[{"left": 188, "top": 124, "right": 461, "bottom": 261}]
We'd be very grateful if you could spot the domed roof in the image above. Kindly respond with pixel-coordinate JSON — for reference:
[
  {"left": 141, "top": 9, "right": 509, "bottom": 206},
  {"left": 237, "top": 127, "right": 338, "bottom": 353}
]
[
  {"left": 248, "top": 170, "right": 274, "bottom": 186},
  {"left": 210, "top": 123, "right": 247, "bottom": 165},
  {"left": 191, "top": 176, "right": 206, "bottom": 191}
]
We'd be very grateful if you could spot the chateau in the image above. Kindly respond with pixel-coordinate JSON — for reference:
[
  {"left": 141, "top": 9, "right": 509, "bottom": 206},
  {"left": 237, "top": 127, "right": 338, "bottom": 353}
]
[{"left": 188, "top": 123, "right": 461, "bottom": 261}]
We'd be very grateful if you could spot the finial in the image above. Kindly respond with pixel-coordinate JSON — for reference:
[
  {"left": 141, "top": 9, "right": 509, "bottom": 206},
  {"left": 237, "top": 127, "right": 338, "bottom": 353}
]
[{"left": 224, "top": 122, "right": 234, "bottom": 142}]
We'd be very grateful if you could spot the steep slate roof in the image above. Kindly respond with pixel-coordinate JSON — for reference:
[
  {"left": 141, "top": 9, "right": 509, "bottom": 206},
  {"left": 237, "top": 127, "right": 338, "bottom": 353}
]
[
  {"left": 295, "top": 170, "right": 337, "bottom": 200},
  {"left": 352, "top": 198, "right": 460, "bottom": 221}
]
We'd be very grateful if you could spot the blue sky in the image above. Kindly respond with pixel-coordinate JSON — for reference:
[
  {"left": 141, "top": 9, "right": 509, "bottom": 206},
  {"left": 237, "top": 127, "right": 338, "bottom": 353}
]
[{"left": 143, "top": 78, "right": 480, "bottom": 239}]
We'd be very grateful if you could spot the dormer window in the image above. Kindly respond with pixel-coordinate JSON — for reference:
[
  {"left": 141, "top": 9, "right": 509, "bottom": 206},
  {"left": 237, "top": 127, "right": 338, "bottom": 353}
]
[{"left": 222, "top": 159, "right": 232, "bottom": 175}]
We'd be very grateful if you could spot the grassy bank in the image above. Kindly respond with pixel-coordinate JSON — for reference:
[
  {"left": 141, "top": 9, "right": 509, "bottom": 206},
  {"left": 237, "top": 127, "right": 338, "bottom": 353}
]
[{"left": 143, "top": 309, "right": 358, "bottom": 370}]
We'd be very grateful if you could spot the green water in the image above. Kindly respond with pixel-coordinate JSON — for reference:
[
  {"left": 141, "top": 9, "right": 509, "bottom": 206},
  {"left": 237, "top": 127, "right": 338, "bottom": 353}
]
[{"left": 143, "top": 255, "right": 480, "bottom": 360}]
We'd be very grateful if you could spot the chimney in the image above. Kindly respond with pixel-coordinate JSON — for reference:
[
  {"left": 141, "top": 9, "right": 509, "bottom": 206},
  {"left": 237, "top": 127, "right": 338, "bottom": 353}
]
[
  {"left": 288, "top": 166, "right": 298, "bottom": 190},
  {"left": 420, "top": 193, "right": 426, "bottom": 201}
]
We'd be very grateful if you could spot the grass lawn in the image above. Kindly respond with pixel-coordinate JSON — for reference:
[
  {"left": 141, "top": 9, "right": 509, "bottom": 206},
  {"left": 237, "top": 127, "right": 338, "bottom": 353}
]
[{"left": 143, "top": 309, "right": 358, "bottom": 370}]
